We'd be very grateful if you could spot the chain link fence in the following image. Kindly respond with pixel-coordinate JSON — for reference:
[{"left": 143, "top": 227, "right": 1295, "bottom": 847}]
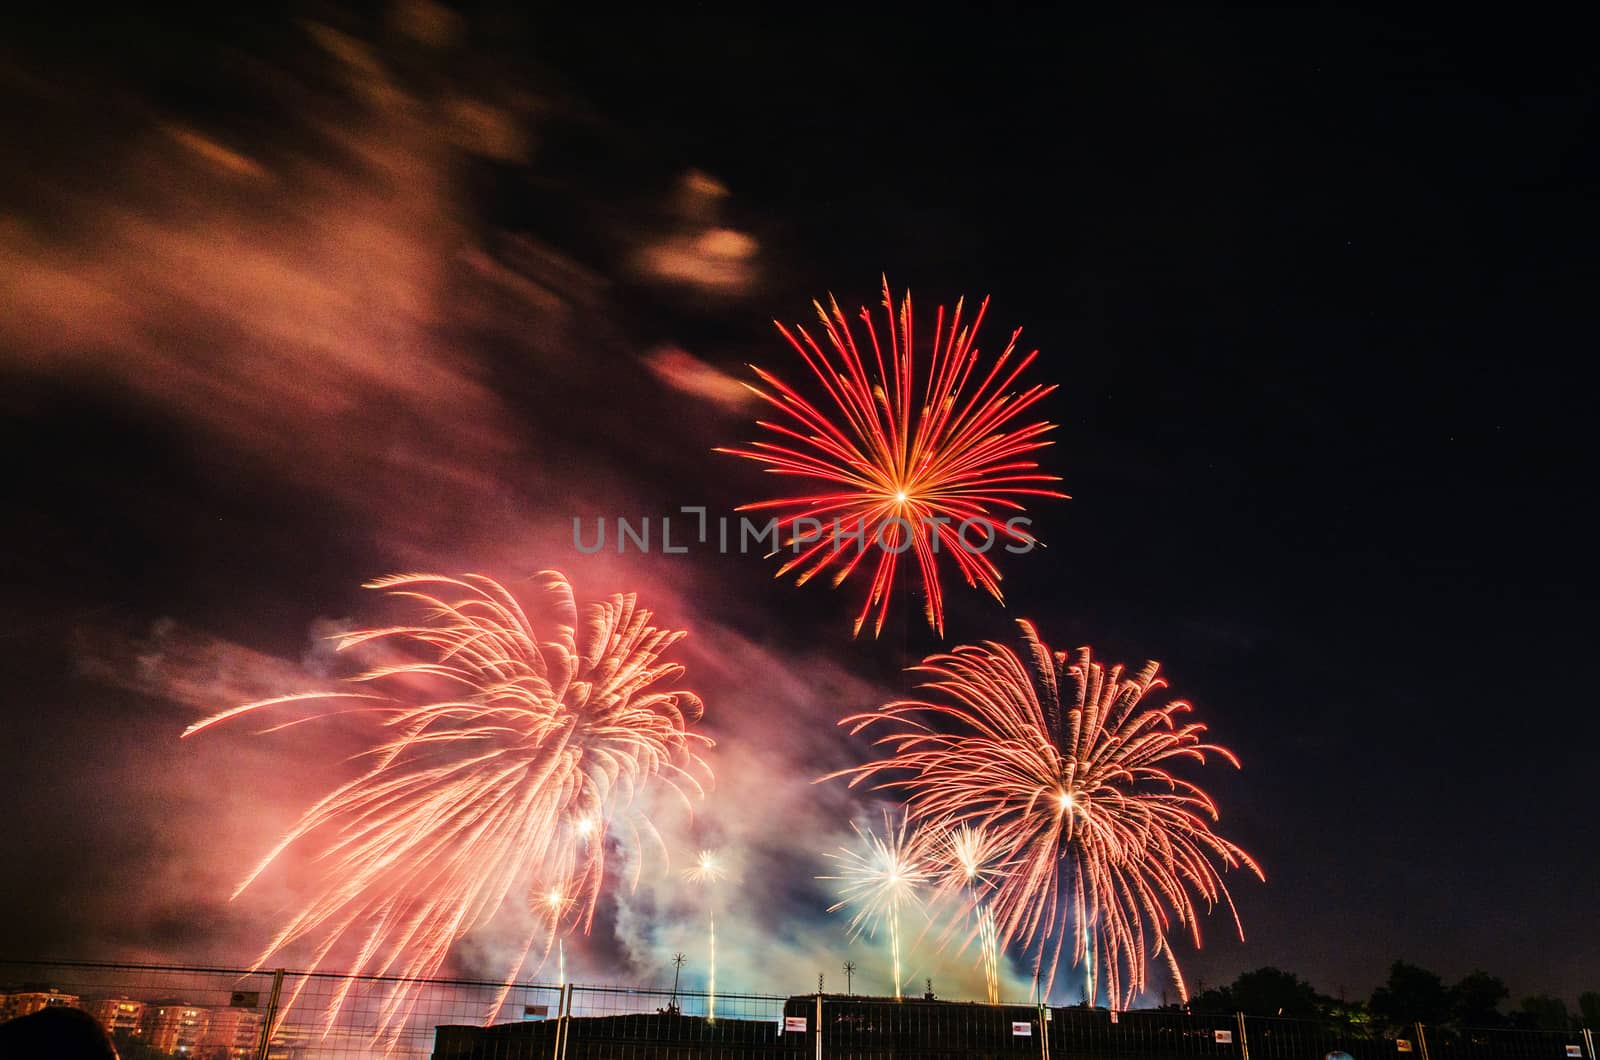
[{"left": 2, "top": 959, "right": 1596, "bottom": 1060}]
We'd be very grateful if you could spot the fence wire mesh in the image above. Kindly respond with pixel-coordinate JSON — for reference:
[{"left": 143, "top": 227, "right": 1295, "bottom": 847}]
[
  {"left": 0, "top": 959, "right": 561, "bottom": 1060},
  {"left": 1047, "top": 1007, "right": 1243, "bottom": 1060},
  {"left": 818, "top": 995, "right": 1044, "bottom": 1059},
  {"left": 1426, "top": 1025, "right": 1594, "bottom": 1060},
  {"left": 2, "top": 960, "right": 1596, "bottom": 1060},
  {"left": 1242, "top": 1014, "right": 1399, "bottom": 1060},
  {"left": 561, "top": 985, "right": 798, "bottom": 1059}
]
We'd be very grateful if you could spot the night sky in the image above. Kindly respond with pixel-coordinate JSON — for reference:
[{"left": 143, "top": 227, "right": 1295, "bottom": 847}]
[{"left": 1, "top": 5, "right": 1595, "bottom": 1006}]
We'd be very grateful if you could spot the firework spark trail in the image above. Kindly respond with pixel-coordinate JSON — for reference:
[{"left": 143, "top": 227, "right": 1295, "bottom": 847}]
[
  {"left": 182, "top": 572, "right": 712, "bottom": 1041},
  {"left": 543, "top": 887, "right": 571, "bottom": 987},
  {"left": 935, "top": 824, "right": 1006, "bottom": 1004},
  {"left": 979, "top": 901, "right": 1001, "bottom": 1002},
  {"left": 824, "top": 624, "right": 1262, "bottom": 1006},
  {"left": 683, "top": 849, "right": 727, "bottom": 1020},
  {"left": 819, "top": 808, "right": 933, "bottom": 1000},
  {"left": 718, "top": 278, "right": 1067, "bottom": 637}
]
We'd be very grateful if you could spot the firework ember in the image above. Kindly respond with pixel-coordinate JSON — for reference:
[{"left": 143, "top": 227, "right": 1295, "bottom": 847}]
[
  {"left": 934, "top": 824, "right": 1007, "bottom": 1004},
  {"left": 826, "top": 624, "right": 1262, "bottom": 1005},
  {"left": 819, "top": 807, "right": 933, "bottom": 1000},
  {"left": 183, "top": 572, "right": 712, "bottom": 1039},
  {"left": 718, "top": 278, "right": 1066, "bottom": 637},
  {"left": 683, "top": 849, "right": 728, "bottom": 1020}
]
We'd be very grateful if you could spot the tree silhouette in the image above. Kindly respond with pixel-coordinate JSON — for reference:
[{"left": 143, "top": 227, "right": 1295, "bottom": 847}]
[
  {"left": 1188, "top": 982, "right": 1235, "bottom": 1015},
  {"left": 1183, "top": 960, "right": 1578, "bottom": 1035},
  {"left": 1451, "top": 970, "right": 1509, "bottom": 1027},
  {"left": 1188, "top": 967, "right": 1322, "bottom": 1019},
  {"left": 1322, "top": 994, "right": 1371, "bottom": 1028},
  {"left": 1370, "top": 961, "right": 1452, "bottom": 1028},
  {"left": 1516, "top": 996, "right": 1570, "bottom": 1031},
  {"left": 1230, "top": 967, "right": 1322, "bottom": 1019}
]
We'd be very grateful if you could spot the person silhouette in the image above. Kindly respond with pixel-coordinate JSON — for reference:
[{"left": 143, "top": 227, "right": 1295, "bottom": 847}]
[{"left": 0, "top": 1005, "right": 119, "bottom": 1059}]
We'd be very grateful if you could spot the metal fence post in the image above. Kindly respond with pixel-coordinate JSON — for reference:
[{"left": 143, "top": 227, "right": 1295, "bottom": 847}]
[
  {"left": 253, "top": 968, "right": 284, "bottom": 1060},
  {"left": 553, "top": 982, "right": 573, "bottom": 1060},
  {"left": 1414, "top": 1022, "right": 1431, "bottom": 1060},
  {"left": 1236, "top": 1012, "right": 1251, "bottom": 1060},
  {"left": 1038, "top": 1003, "right": 1051, "bottom": 1060},
  {"left": 1583, "top": 1027, "right": 1596, "bottom": 1060}
]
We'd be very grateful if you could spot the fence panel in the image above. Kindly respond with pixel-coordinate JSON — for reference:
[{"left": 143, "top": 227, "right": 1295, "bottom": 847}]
[
  {"left": 0, "top": 958, "right": 565, "bottom": 1060},
  {"left": 1424, "top": 1025, "right": 1594, "bottom": 1060},
  {"left": 1243, "top": 1014, "right": 1403, "bottom": 1060},
  {"left": 0, "top": 959, "right": 281, "bottom": 1059},
  {"left": 816, "top": 995, "right": 1044, "bottom": 1060},
  {"left": 1044, "top": 1007, "right": 1244, "bottom": 1060},
  {"left": 5, "top": 961, "right": 1597, "bottom": 1060},
  {"left": 563, "top": 984, "right": 802, "bottom": 1060},
  {"left": 274, "top": 970, "right": 563, "bottom": 1059}
]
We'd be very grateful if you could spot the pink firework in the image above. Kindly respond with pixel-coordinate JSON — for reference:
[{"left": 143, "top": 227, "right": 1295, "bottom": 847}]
[
  {"left": 825, "top": 623, "right": 1262, "bottom": 1005},
  {"left": 183, "top": 572, "right": 712, "bottom": 1040}
]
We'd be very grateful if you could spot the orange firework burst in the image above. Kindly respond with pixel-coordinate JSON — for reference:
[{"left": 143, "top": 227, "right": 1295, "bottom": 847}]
[
  {"left": 183, "top": 572, "right": 711, "bottom": 1040},
  {"left": 718, "top": 279, "right": 1066, "bottom": 637},
  {"left": 825, "top": 623, "right": 1262, "bottom": 1005}
]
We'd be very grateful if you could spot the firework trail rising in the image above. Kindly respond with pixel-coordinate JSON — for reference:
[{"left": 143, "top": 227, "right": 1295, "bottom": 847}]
[
  {"left": 825, "top": 623, "right": 1262, "bottom": 1005},
  {"left": 183, "top": 572, "right": 712, "bottom": 1040},
  {"left": 543, "top": 887, "right": 573, "bottom": 987},
  {"left": 935, "top": 824, "right": 1007, "bottom": 1004},
  {"left": 819, "top": 808, "right": 933, "bottom": 1000},
  {"left": 718, "top": 278, "right": 1066, "bottom": 637},
  {"left": 683, "top": 849, "right": 728, "bottom": 1020}
]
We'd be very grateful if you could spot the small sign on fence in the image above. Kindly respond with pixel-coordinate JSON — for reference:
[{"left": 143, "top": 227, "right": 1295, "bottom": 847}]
[
  {"left": 783, "top": 1016, "right": 808, "bottom": 1034},
  {"left": 522, "top": 1004, "right": 548, "bottom": 1020},
  {"left": 1215, "top": 1029, "right": 1234, "bottom": 1044},
  {"left": 227, "top": 992, "right": 258, "bottom": 1010},
  {"left": 1566, "top": 1047, "right": 1582, "bottom": 1058},
  {"left": 1397, "top": 1041, "right": 1414, "bottom": 1053},
  {"left": 1013, "top": 1022, "right": 1033, "bottom": 1036}
]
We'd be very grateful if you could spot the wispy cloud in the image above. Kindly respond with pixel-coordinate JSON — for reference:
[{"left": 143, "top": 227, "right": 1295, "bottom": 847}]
[
  {"left": 642, "top": 345, "right": 756, "bottom": 410},
  {"left": 12, "top": 7, "right": 1028, "bottom": 1003}
]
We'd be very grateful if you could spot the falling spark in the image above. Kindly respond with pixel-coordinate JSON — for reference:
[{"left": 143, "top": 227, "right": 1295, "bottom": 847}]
[
  {"left": 935, "top": 824, "right": 1007, "bottom": 1004},
  {"left": 683, "top": 849, "right": 728, "bottom": 1021},
  {"left": 718, "top": 278, "right": 1067, "bottom": 636},
  {"left": 819, "top": 808, "right": 932, "bottom": 1000},
  {"left": 544, "top": 888, "right": 570, "bottom": 987},
  {"left": 825, "top": 624, "right": 1262, "bottom": 1005},
  {"left": 182, "top": 572, "right": 712, "bottom": 1041}
]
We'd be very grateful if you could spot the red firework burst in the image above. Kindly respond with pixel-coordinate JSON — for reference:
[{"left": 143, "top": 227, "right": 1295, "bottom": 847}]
[{"left": 718, "top": 279, "right": 1066, "bottom": 637}]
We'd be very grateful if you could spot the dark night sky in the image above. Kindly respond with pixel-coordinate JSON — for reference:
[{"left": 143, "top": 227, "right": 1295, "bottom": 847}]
[{"left": 0, "top": 4, "right": 1595, "bottom": 1006}]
